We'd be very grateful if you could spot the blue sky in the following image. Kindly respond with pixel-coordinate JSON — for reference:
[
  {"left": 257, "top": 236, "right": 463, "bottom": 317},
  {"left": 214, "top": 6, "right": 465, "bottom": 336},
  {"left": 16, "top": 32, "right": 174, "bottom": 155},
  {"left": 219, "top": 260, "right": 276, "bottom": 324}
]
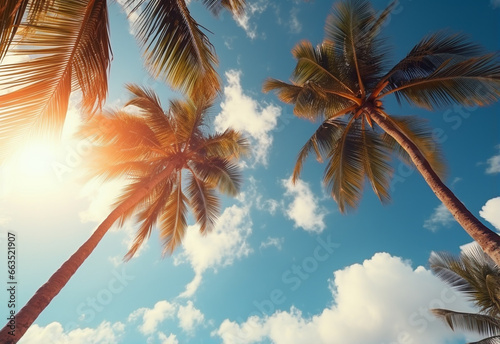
[{"left": 1, "top": 0, "right": 500, "bottom": 343}]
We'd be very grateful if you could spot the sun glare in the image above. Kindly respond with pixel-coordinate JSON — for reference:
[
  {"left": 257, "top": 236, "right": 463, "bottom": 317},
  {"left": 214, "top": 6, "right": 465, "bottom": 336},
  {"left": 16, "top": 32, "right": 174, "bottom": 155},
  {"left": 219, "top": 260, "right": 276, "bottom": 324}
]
[{"left": 2, "top": 141, "right": 60, "bottom": 197}]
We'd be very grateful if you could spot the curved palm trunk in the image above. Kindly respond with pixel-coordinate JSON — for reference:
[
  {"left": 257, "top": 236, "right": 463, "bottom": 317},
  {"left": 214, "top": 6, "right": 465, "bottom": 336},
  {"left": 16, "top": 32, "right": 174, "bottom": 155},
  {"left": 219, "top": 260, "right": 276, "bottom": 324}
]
[
  {"left": 0, "top": 165, "right": 175, "bottom": 343},
  {"left": 370, "top": 110, "right": 500, "bottom": 265}
]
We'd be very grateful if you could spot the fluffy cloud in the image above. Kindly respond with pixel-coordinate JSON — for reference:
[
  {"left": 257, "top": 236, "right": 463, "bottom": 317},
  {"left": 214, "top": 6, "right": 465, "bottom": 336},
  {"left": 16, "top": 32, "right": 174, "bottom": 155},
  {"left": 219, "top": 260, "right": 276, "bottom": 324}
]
[
  {"left": 213, "top": 253, "right": 475, "bottom": 344},
  {"left": 128, "top": 300, "right": 177, "bottom": 335},
  {"left": 175, "top": 204, "right": 253, "bottom": 298},
  {"left": 158, "top": 332, "right": 179, "bottom": 344},
  {"left": 485, "top": 146, "right": 500, "bottom": 174},
  {"left": 116, "top": 0, "right": 140, "bottom": 34},
  {"left": 282, "top": 177, "right": 327, "bottom": 233},
  {"left": 21, "top": 321, "right": 124, "bottom": 344},
  {"left": 479, "top": 197, "right": 500, "bottom": 231},
  {"left": 215, "top": 70, "right": 281, "bottom": 166},
  {"left": 259, "top": 236, "right": 284, "bottom": 250},
  {"left": 177, "top": 301, "right": 205, "bottom": 333},
  {"left": 423, "top": 203, "right": 455, "bottom": 232}
]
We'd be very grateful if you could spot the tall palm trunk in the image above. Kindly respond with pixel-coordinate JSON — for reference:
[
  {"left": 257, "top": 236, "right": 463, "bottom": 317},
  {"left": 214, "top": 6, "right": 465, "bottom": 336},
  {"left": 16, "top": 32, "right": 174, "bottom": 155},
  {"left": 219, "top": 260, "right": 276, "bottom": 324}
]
[
  {"left": 370, "top": 110, "right": 500, "bottom": 265},
  {"left": 0, "top": 165, "right": 175, "bottom": 343}
]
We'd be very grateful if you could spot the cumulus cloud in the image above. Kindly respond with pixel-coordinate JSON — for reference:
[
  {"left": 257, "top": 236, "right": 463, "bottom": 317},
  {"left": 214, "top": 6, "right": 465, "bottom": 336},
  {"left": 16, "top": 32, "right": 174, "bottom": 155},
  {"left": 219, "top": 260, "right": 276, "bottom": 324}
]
[
  {"left": 424, "top": 203, "right": 455, "bottom": 232},
  {"left": 215, "top": 70, "right": 281, "bottom": 166},
  {"left": 175, "top": 204, "right": 253, "bottom": 298},
  {"left": 128, "top": 300, "right": 177, "bottom": 335},
  {"left": 21, "top": 321, "right": 124, "bottom": 344},
  {"left": 177, "top": 301, "right": 205, "bottom": 333},
  {"left": 282, "top": 177, "right": 327, "bottom": 233},
  {"left": 259, "top": 236, "right": 284, "bottom": 250},
  {"left": 485, "top": 145, "right": 500, "bottom": 174},
  {"left": 213, "top": 253, "right": 475, "bottom": 344},
  {"left": 479, "top": 197, "right": 500, "bottom": 231},
  {"left": 158, "top": 332, "right": 179, "bottom": 344}
]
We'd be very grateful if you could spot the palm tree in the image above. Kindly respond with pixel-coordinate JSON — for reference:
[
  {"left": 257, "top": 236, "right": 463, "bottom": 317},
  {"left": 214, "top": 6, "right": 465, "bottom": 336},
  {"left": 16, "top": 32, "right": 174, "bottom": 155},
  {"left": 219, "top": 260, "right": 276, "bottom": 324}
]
[
  {"left": 0, "top": 84, "right": 249, "bottom": 343},
  {"left": 430, "top": 243, "right": 500, "bottom": 343},
  {"left": 0, "top": 0, "right": 245, "bottom": 160},
  {"left": 263, "top": 0, "right": 500, "bottom": 264}
]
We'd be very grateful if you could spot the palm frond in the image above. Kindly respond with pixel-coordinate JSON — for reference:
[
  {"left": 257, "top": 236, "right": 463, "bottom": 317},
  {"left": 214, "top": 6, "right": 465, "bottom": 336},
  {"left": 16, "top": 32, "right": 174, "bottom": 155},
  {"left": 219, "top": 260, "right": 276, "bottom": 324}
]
[
  {"left": 200, "top": 0, "right": 246, "bottom": 17},
  {"left": 0, "top": 0, "right": 28, "bottom": 61},
  {"left": 196, "top": 129, "right": 250, "bottom": 159},
  {"left": 359, "top": 125, "right": 392, "bottom": 203},
  {"left": 381, "top": 115, "right": 446, "bottom": 179},
  {"left": 323, "top": 118, "right": 365, "bottom": 212},
  {"left": 159, "top": 171, "right": 188, "bottom": 255},
  {"left": 469, "top": 335, "right": 500, "bottom": 344},
  {"left": 292, "top": 118, "right": 345, "bottom": 183},
  {"left": 382, "top": 54, "right": 500, "bottom": 110},
  {"left": 128, "top": 0, "right": 220, "bottom": 99},
  {"left": 123, "top": 177, "right": 173, "bottom": 261},
  {"left": 432, "top": 308, "right": 500, "bottom": 337},
  {"left": 0, "top": 0, "right": 111, "bottom": 160},
  {"left": 192, "top": 158, "right": 243, "bottom": 196},
  {"left": 187, "top": 169, "right": 220, "bottom": 233}
]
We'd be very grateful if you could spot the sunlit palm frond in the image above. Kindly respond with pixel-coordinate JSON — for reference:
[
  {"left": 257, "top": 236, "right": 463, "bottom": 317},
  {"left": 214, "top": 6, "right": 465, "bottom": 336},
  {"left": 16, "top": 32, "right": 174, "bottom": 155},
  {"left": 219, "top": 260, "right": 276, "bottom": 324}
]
[
  {"left": 201, "top": 0, "right": 245, "bottom": 17},
  {"left": 383, "top": 53, "right": 500, "bottom": 110},
  {"left": 432, "top": 309, "right": 500, "bottom": 337},
  {"left": 128, "top": 0, "right": 220, "bottom": 100},
  {"left": 323, "top": 118, "right": 365, "bottom": 212},
  {"left": 187, "top": 169, "right": 220, "bottom": 233},
  {"left": 123, "top": 178, "right": 174, "bottom": 261},
  {"left": 0, "top": 0, "right": 111, "bottom": 160},
  {"left": 381, "top": 115, "right": 446, "bottom": 179},
  {"left": 159, "top": 172, "right": 188, "bottom": 255},
  {"left": 169, "top": 98, "right": 207, "bottom": 145},
  {"left": 324, "top": 0, "right": 392, "bottom": 94},
  {"left": 197, "top": 129, "right": 250, "bottom": 159},
  {"left": 359, "top": 126, "right": 392, "bottom": 204},
  {"left": 469, "top": 335, "right": 500, "bottom": 344},
  {"left": 192, "top": 158, "right": 243, "bottom": 196},
  {"left": 292, "top": 118, "right": 345, "bottom": 183},
  {"left": 0, "top": 0, "right": 28, "bottom": 61}
]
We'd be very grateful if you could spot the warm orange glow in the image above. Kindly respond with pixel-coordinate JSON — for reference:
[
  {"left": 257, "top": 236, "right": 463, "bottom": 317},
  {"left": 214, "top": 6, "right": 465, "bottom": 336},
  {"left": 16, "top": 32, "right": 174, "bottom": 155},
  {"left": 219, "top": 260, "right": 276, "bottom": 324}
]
[{"left": 2, "top": 141, "right": 60, "bottom": 197}]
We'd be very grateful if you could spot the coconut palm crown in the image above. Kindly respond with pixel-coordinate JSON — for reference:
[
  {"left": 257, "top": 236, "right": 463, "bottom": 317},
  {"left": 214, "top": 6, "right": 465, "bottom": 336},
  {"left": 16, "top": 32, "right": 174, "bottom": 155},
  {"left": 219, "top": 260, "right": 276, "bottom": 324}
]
[
  {"left": 263, "top": 0, "right": 500, "bottom": 264},
  {"left": 0, "top": 84, "right": 249, "bottom": 342},
  {"left": 430, "top": 243, "right": 500, "bottom": 343}
]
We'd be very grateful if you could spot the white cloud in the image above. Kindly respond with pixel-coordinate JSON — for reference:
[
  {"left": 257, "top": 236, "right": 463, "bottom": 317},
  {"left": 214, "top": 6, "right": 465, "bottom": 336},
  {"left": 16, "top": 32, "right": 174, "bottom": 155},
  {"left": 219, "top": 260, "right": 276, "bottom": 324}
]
[
  {"left": 259, "top": 236, "right": 284, "bottom": 250},
  {"left": 491, "top": 0, "right": 500, "bottom": 8},
  {"left": 213, "top": 253, "right": 475, "bottom": 344},
  {"left": 479, "top": 197, "right": 500, "bottom": 231},
  {"left": 215, "top": 69, "right": 281, "bottom": 166},
  {"left": 175, "top": 204, "right": 253, "bottom": 298},
  {"left": 282, "top": 177, "right": 327, "bottom": 233},
  {"left": 21, "top": 321, "right": 124, "bottom": 344},
  {"left": 288, "top": 8, "right": 302, "bottom": 33},
  {"left": 79, "top": 179, "right": 125, "bottom": 224},
  {"left": 234, "top": 0, "right": 269, "bottom": 39},
  {"left": 158, "top": 332, "right": 179, "bottom": 344},
  {"left": 128, "top": 300, "right": 177, "bottom": 335},
  {"left": 423, "top": 203, "right": 455, "bottom": 232},
  {"left": 486, "top": 145, "right": 500, "bottom": 174},
  {"left": 177, "top": 300, "right": 205, "bottom": 333},
  {"left": 116, "top": 0, "right": 140, "bottom": 34}
]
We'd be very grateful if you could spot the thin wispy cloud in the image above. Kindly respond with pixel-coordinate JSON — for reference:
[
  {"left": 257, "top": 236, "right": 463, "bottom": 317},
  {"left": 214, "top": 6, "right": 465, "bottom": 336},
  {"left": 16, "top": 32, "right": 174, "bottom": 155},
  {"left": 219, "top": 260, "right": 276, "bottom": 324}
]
[
  {"left": 259, "top": 236, "right": 284, "bottom": 251},
  {"left": 234, "top": 0, "right": 269, "bottom": 39},
  {"left": 424, "top": 203, "right": 455, "bottom": 232}
]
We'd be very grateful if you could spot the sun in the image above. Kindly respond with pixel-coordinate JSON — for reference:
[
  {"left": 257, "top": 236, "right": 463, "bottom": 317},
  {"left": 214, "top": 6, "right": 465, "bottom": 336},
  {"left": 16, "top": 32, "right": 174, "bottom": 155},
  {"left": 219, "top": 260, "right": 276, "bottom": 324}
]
[{"left": 1, "top": 141, "right": 60, "bottom": 197}]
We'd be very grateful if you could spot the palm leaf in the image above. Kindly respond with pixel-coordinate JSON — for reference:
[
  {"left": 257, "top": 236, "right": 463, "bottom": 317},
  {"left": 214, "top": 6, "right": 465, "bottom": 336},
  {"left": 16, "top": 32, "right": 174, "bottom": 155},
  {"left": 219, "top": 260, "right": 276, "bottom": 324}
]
[
  {"left": 192, "top": 158, "right": 243, "bottom": 196},
  {"left": 469, "top": 335, "right": 500, "bottom": 344},
  {"left": 201, "top": 0, "right": 245, "bottom": 17},
  {"left": 0, "top": 0, "right": 111, "bottom": 160},
  {"left": 186, "top": 169, "right": 220, "bottom": 233},
  {"left": 127, "top": 0, "right": 220, "bottom": 99},
  {"left": 197, "top": 129, "right": 250, "bottom": 159},
  {"left": 159, "top": 171, "right": 188, "bottom": 255},
  {"left": 381, "top": 115, "right": 446, "bottom": 179},
  {"left": 432, "top": 308, "right": 500, "bottom": 337},
  {"left": 382, "top": 54, "right": 500, "bottom": 110}
]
